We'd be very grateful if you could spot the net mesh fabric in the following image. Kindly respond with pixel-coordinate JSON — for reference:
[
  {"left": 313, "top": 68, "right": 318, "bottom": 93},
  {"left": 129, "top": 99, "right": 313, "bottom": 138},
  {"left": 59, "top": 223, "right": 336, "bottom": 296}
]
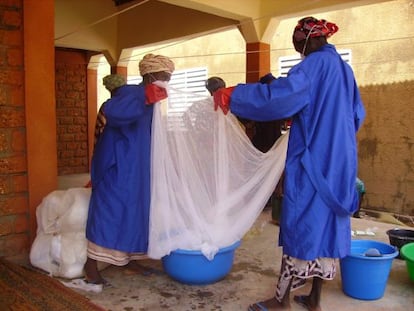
[{"left": 148, "top": 87, "right": 288, "bottom": 260}]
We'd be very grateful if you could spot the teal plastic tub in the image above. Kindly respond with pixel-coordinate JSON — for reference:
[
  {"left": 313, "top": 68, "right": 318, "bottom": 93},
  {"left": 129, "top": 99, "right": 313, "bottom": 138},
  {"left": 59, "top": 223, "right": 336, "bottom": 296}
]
[{"left": 340, "top": 239, "right": 398, "bottom": 300}]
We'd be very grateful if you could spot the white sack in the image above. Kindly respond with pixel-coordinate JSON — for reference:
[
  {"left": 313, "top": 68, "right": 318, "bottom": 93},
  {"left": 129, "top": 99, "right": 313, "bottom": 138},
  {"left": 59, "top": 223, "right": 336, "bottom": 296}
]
[
  {"left": 29, "top": 188, "right": 91, "bottom": 278},
  {"left": 148, "top": 88, "right": 288, "bottom": 260}
]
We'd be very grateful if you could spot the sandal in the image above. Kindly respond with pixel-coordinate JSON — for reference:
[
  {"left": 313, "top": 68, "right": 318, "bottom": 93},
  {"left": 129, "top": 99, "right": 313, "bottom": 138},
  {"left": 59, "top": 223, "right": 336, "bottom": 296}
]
[
  {"left": 248, "top": 302, "right": 268, "bottom": 310},
  {"left": 60, "top": 278, "right": 103, "bottom": 293}
]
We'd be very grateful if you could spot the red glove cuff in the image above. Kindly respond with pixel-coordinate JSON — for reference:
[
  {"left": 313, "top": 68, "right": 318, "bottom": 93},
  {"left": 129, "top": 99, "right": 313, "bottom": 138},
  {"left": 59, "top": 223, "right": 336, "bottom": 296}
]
[
  {"left": 145, "top": 84, "right": 168, "bottom": 105},
  {"left": 213, "top": 86, "right": 235, "bottom": 115}
]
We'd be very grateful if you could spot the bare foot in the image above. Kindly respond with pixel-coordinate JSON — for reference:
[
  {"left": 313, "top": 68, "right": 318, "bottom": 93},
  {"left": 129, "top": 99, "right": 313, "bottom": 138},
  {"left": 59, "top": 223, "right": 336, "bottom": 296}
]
[
  {"left": 84, "top": 258, "right": 106, "bottom": 284},
  {"left": 248, "top": 297, "right": 291, "bottom": 310},
  {"left": 293, "top": 295, "right": 322, "bottom": 311}
]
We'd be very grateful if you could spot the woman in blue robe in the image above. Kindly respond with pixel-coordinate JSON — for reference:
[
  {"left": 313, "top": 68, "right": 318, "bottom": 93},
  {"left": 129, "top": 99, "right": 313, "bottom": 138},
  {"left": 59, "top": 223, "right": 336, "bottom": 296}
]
[
  {"left": 82, "top": 54, "right": 175, "bottom": 291},
  {"left": 214, "top": 17, "right": 365, "bottom": 311}
]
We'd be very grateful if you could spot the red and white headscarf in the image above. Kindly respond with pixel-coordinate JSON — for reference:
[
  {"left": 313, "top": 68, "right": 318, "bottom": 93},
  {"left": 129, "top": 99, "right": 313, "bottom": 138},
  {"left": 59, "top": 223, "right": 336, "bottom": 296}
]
[{"left": 293, "top": 17, "right": 338, "bottom": 42}]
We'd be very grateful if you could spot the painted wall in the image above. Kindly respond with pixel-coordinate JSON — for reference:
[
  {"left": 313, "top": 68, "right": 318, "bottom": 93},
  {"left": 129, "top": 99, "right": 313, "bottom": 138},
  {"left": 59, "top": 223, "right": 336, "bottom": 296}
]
[
  {"left": 124, "top": 27, "right": 247, "bottom": 87},
  {"left": 268, "top": 0, "right": 414, "bottom": 85},
  {"left": 358, "top": 82, "right": 414, "bottom": 216}
]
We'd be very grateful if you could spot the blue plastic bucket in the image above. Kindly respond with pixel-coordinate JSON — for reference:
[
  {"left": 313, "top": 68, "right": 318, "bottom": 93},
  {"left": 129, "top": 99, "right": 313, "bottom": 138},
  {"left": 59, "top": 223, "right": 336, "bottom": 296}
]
[
  {"left": 340, "top": 239, "right": 398, "bottom": 300},
  {"left": 162, "top": 240, "right": 241, "bottom": 285}
]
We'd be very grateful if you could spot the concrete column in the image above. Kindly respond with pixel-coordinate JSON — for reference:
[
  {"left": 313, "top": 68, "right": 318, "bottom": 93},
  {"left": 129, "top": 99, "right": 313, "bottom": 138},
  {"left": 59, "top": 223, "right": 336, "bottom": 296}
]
[
  {"left": 246, "top": 42, "right": 271, "bottom": 83},
  {"left": 87, "top": 68, "right": 98, "bottom": 167},
  {"left": 111, "top": 66, "right": 128, "bottom": 80},
  {"left": 24, "top": 0, "right": 57, "bottom": 242}
]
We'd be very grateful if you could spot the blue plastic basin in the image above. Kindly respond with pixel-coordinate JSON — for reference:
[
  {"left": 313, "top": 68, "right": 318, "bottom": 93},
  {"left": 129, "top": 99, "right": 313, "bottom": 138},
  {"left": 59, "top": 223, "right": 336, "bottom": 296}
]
[
  {"left": 162, "top": 241, "right": 241, "bottom": 285},
  {"left": 340, "top": 239, "right": 398, "bottom": 300}
]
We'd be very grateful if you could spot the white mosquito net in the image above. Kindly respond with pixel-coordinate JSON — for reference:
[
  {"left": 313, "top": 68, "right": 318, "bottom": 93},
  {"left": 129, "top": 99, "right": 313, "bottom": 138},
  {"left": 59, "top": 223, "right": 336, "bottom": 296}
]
[{"left": 148, "top": 87, "right": 289, "bottom": 260}]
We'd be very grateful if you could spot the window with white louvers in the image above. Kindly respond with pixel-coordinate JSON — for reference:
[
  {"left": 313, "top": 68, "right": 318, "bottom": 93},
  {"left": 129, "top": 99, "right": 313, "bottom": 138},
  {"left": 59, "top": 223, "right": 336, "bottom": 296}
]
[
  {"left": 167, "top": 67, "right": 208, "bottom": 129},
  {"left": 278, "top": 49, "right": 352, "bottom": 77}
]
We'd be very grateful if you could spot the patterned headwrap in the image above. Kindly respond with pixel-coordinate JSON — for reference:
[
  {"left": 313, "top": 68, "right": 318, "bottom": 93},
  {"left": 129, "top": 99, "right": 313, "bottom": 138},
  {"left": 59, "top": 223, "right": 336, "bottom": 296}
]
[
  {"left": 102, "top": 74, "right": 126, "bottom": 92},
  {"left": 139, "top": 53, "right": 175, "bottom": 76},
  {"left": 293, "top": 16, "right": 339, "bottom": 42}
]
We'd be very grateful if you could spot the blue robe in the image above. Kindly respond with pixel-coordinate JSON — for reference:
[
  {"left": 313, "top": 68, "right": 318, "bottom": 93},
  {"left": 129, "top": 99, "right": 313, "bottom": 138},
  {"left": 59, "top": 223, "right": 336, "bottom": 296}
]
[
  {"left": 230, "top": 44, "right": 366, "bottom": 260},
  {"left": 86, "top": 84, "right": 153, "bottom": 253}
]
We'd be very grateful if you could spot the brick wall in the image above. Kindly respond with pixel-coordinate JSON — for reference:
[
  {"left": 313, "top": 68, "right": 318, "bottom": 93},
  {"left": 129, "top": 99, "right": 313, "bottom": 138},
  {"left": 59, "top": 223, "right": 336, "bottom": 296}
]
[
  {"left": 0, "top": 0, "right": 30, "bottom": 261},
  {"left": 55, "top": 48, "right": 90, "bottom": 175}
]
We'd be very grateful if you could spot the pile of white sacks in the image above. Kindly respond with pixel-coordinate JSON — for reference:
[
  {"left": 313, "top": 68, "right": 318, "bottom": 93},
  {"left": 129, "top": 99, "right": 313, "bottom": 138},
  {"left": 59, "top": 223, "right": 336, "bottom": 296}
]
[{"left": 29, "top": 188, "right": 91, "bottom": 279}]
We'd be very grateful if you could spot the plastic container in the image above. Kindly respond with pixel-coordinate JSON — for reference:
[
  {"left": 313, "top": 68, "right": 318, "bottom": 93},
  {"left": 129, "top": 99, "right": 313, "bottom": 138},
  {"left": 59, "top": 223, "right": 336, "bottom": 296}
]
[
  {"left": 340, "top": 239, "right": 398, "bottom": 300},
  {"left": 400, "top": 242, "right": 414, "bottom": 282},
  {"left": 162, "top": 241, "right": 241, "bottom": 285},
  {"left": 386, "top": 228, "right": 414, "bottom": 259}
]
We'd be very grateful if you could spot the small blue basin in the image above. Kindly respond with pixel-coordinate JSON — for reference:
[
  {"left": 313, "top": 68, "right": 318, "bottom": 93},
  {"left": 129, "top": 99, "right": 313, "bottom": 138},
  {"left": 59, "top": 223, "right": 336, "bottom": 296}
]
[{"left": 162, "top": 241, "right": 241, "bottom": 285}]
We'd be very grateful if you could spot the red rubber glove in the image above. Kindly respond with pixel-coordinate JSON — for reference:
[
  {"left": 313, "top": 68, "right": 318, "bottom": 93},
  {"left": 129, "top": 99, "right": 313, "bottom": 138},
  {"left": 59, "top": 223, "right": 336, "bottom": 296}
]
[
  {"left": 213, "top": 87, "right": 235, "bottom": 115},
  {"left": 145, "top": 84, "right": 168, "bottom": 105}
]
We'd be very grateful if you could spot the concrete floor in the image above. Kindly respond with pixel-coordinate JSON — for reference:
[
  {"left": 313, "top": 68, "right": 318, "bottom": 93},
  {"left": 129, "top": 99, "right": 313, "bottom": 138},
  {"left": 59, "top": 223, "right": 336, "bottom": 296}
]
[{"left": 57, "top": 175, "right": 414, "bottom": 311}]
